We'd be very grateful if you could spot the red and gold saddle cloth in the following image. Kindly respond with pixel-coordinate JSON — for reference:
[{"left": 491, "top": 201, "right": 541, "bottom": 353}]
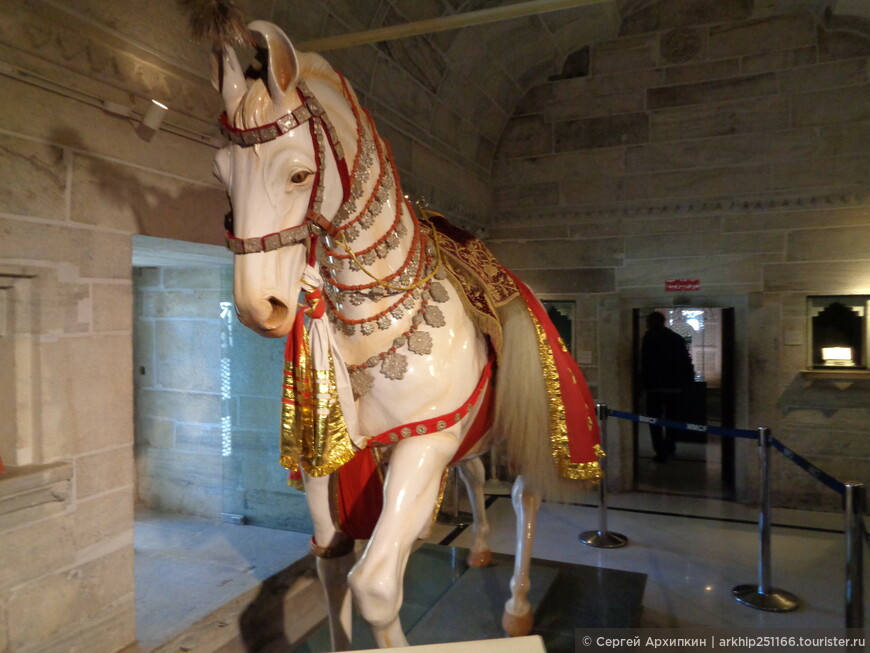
[{"left": 279, "top": 213, "right": 601, "bottom": 540}]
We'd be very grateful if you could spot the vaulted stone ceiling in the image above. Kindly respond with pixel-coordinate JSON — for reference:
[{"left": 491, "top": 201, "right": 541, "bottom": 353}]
[{"left": 8, "top": 0, "right": 866, "bottom": 225}]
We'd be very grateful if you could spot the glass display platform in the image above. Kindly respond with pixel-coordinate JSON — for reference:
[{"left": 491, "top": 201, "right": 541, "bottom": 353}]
[{"left": 296, "top": 543, "right": 647, "bottom": 652}]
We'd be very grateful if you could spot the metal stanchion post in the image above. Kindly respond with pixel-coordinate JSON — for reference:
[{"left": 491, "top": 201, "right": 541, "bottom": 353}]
[
  {"left": 732, "top": 427, "right": 799, "bottom": 612},
  {"left": 845, "top": 482, "right": 865, "bottom": 630},
  {"left": 579, "top": 403, "right": 628, "bottom": 549}
]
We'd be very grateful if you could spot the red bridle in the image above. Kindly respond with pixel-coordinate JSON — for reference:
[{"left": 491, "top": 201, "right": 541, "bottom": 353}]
[{"left": 221, "top": 79, "right": 351, "bottom": 255}]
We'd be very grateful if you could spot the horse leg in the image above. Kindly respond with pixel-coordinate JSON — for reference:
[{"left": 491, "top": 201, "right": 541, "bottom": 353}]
[
  {"left": 303, "top": 472, "right": 355, "bottom": 651},
  {"left": 502, "top": 474, "right": 541, "bottom": 637},
  {"left": 456, "top": 456, "right": 492, "bottom": 567},
  {"left": 348, "top": 432, "right": 459, "bottom": 648}
]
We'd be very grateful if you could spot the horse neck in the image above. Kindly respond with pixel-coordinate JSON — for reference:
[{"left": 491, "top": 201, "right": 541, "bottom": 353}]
[{"left": 317, "top": 101, "right": 425, "bottom": 328}]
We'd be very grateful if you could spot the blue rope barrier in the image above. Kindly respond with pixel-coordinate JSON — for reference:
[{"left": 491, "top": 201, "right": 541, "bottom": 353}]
[
  {"left": 607, "top": 409, "right": 760, "bottom": 440},
  {"left": 604, "top": 408, "right": 848, "bottom": 497},
  {"left": 770, "top": 436, "right": 847, "bottom": 496}
]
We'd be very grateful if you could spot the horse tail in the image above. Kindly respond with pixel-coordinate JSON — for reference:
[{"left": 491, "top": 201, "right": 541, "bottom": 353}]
[{"left": 491, "top": 297, "right": 591, "bottom": 503}]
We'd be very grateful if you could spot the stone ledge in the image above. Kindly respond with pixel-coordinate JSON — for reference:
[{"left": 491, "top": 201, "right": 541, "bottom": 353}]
[
  {"left": 0, "top": 461, "right": 73, "bottom": 529},
  {"left": 138, "top": 554, "right": 324, "bottom": 653}
]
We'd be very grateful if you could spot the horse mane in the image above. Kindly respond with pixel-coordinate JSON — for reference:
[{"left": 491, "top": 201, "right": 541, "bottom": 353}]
[{"left": 233, "top": 51, "right": 360, "bottom": 131}]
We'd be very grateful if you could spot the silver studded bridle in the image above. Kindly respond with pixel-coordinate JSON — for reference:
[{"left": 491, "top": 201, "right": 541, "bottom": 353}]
[{"left": 220, "top": 79, "right": 350, "bottom": 255}]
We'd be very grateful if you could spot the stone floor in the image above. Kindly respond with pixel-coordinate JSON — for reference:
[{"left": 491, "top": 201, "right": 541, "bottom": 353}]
[
  {"left": 134, "top": 486, "right": 861, "bottom": 650},
  {"left": 134, "top": 507, "right": 312, "bottom": 650}
]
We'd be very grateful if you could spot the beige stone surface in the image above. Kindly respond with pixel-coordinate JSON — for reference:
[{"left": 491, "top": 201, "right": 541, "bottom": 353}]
[
  {"left": 554, "top": 112, "right": 649, "bottom": 151},
  {"left": 73, "top": 489, "right": 134, "bottom": 554},
  {"left": 7, "top": 546, "right": 134, "bottom": 650},
  {"left": 763, "top": 261, "right": 870, "bottom": 292},
  {"left": 545, "top": 90, "right": 645, "bottom": 122},
  {"left": 619, "top": 0, "right": 752, "bottom": 36},
  {"left": 487, "top": 224, "right": 570, "bottom": 241},
  {"left": 616, "top": 254, "right": 766, "bottom": 289},
  {"left": 0, "top": 76, "right": 220, "bottom": 188},
  {"left": 494, "top": 182, "right": 559, "bottom": 209},
  {"left": 649, "top": 95, "right": 789, "bottom": 142},
  {"left": 786, "top": 224, "right": 870, "bottom": 262},
  {"left": 488, "top": 237, "right": 622, "bottom": 270},
  {"left": 663, "top": 58, "right": 740, "bottom": 85},
  {"left": 624, "top": 230, "right": 784, "bottom": 260},
  {"left": 769, "top": 154, "right": 868, "bottom": 192},
  {"left": 625, "top": 128, "right": 819, "bottom": 173},
  {"left": 71, "top": 153, "right": 227, "bottom": 242},
  {"left": 493, "top": 147, "right": 625, "bottom": 184},
  {"left": 616, "top": 214, "right": 723, "bottom": 236},
  {"left": 0, "top": 133, "right": 67, "bottom": 220},
  {"left": 778, "top": 57, "right": 868, "bottom": 93},
  {"left": 648, "top": 163, "right": 768, "bottom": 198},
  {"left": 648, "top": 73, "right": 778, "bottom": 110},
  {"left": 740, "top": 46, "right": 817, "bottom": 74},
  {"left": 92, "top": 282, "right": 134, "bottom": 333},
  {"left": 723, "top": 206, "right": 870, "bottom": 233},
  {"left": 39, "top": 335, "right": 133, "bottom": 457},
  {"left": 0, "top": 216, "right": 132, "bottom": 280},
  {"left": 510, "top": 267, "right": 614, "bottom": 294},
  {"left": 708, "top": 14, "right": 815, "bottom": 58},
  {"left": 495, "top": 114, "right": 553, "bottom": 159},
  {"left": 76, "top": 447, "right": 134, "bottom": 499},
  {"left": 791, "top": 85, "right": 870, "bottom": 127},
  {"left": 562, "top": 171, "right": 649, "bottom": 204},
  {"left": 0, "top": 511, "right": 75, "bottom": 590}
]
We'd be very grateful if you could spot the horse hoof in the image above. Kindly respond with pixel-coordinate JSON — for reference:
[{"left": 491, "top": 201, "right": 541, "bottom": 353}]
[
  {"left": 502, "top": 610, "right": 533, "bottom": 637},
  {"left": 467, "top": 548, "right": 492, "bottom": 567}
]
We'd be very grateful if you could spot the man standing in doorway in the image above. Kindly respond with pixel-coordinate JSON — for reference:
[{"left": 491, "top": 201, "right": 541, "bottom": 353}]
[{"left": 641, "top": 311, "right": 695, "bottom": 463}]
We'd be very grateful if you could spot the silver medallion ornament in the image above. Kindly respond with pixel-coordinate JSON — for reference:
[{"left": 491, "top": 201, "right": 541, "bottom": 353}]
[
  {"left": 423, "top": 305, "right": 446, "bottom": 328},
  {"left": 381, "top": 352, "right": 407, "bottom": 380},
  {"left": 428, "top": 281, "right": 449, "bottom": 303},
  {"left": 361, "top": 322, "right": 375, "bottom": 335},
  {"left": 337, "top": 321, "right": 355, "bottom": 336},
  {"left": 377, "top": 314, "right": 392, "bottom": 330},
  {"left": 349, "top": 368, "right": 374, "bottom": 398},
  {"left": 407, "top": 331, "right": 433, "bottom": 356}
]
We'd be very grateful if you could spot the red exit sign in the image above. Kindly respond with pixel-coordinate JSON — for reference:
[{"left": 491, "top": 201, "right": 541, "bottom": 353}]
[{"left": 665, "top": 279, "right": 700, "bottom": 292}]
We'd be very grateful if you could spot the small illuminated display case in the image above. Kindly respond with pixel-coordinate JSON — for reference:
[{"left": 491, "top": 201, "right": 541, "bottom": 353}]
[{"left": 807, "top": 295, "right": 869, "bottom": 369}]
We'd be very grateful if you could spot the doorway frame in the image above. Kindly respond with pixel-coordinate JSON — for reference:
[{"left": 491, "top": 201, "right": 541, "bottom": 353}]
[{"left": 597, "top": 293, "right": 751, "bottom": 500}]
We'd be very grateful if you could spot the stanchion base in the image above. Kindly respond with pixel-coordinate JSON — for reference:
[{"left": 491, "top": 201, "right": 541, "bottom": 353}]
[
  {"left": 578, "top": 530, "right": 628, "bottom": 549},
  {"left": 731, "top": 585, "right": 799, "bottom": 612},
  {"left": 437, "top": 511, "right": 473, "bottom": 527}
]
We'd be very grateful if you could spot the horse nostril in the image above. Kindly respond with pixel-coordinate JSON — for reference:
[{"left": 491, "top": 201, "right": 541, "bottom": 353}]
[{"left": 264, "top": 297, "right": 289, "bottom": 329}]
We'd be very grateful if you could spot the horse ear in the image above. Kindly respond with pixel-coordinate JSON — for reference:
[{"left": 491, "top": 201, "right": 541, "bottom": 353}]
[
  {"left": 213, "top": 45, "right": 247, "bottom": 118},
  {"left": 247, "top": 20, "right": 300, "bottom": 111}
]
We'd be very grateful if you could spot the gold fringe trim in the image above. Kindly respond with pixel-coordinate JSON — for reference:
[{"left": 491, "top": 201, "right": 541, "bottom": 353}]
[{"left": 525, "top": 304, "right": 603, "bottom": 482}]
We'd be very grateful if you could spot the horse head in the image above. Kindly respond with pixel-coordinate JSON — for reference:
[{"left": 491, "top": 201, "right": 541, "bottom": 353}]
[{"left": 213, "top": 21, "right": 354, "bottom": 337}]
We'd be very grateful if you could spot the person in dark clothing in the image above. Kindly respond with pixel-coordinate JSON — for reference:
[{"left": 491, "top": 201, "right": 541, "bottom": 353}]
[{"left": 641, "top": 311, "right": 695, "bottom": 463}]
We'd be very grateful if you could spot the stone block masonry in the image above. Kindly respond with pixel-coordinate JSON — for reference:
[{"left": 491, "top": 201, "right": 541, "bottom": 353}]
[{"left": 490, "top": 7, "right": 870, "bottom": 508}]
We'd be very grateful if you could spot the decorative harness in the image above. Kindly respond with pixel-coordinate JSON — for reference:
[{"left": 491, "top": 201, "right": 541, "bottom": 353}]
[
  {"left": 219, "top": 75, "right": 495, "bottom": 456},
  {"left": 221, "top": 79, "right": 349, "bottom": 254}
]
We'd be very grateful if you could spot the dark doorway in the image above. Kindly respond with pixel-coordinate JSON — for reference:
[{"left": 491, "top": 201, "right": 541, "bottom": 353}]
[{"left": 632, "top": 307, "right": 736, "bottom": 499}]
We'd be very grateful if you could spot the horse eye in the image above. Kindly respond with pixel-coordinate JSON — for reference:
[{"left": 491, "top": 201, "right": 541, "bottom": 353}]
[{"left": 289, "top": 170, "right": 312, "bottom": 185}]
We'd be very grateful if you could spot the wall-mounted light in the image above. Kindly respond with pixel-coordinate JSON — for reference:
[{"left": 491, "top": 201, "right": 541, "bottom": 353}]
[{"left": 142, "top": 99, "right": 169, "bottom": 132}]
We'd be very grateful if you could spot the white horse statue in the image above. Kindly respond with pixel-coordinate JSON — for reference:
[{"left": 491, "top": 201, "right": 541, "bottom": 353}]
[{"left": 208, "top": 18, "right": 602, "bottom": 650}]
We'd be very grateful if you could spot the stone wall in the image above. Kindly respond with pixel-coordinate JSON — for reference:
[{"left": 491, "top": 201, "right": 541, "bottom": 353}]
[
  {"left": 489, "top": 7, "right": 870, "bottom": 508},
  {"left": 133, "top": 264, "right": 312, "bottom": 531},
  {"left": 0, "top": 1, "right": 226, "bottom": 649}
]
